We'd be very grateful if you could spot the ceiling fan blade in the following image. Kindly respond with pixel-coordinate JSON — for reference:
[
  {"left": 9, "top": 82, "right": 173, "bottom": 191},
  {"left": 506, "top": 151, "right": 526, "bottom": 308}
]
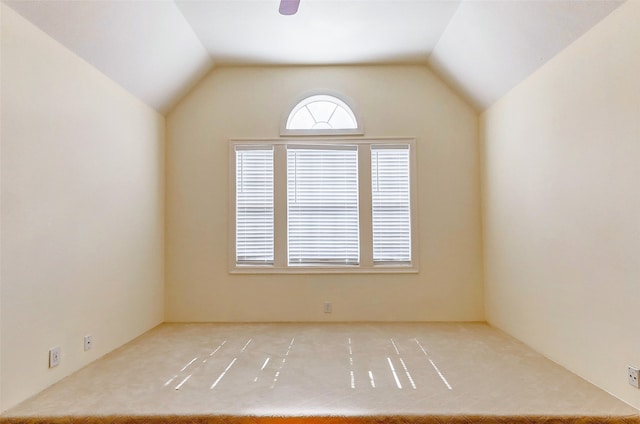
[{"left": 279, "top": 0, "right": 300, "bottom": 15}]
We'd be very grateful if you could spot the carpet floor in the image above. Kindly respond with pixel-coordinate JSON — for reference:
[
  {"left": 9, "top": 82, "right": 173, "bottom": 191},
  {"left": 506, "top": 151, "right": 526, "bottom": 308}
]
[{"left": 2, "top": 323, "right": 639, "bottom": 424}]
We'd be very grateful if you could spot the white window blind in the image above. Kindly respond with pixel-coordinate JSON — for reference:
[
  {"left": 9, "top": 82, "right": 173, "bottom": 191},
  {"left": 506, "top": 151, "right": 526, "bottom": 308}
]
[
  {"left": 371, "top": 145, "right": 411, "bottom": 264},
  {"left": 287, "top": 146, "right": 360, "bottom": 265},
  {"left": 236, "top": 146, "right": 274, "bottom": 265}
]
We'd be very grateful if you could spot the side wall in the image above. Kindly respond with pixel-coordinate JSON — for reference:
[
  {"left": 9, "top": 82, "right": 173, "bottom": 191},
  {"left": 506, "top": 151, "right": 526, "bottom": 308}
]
[
  {"left": 482, "top": 1, "right": 639, "bottom": 408},
  {"left": 166, "top": 65, "right": 483, "bottom": 322},
  {"left": 1, "top": 4, "right": 165, "bottom": 411}
]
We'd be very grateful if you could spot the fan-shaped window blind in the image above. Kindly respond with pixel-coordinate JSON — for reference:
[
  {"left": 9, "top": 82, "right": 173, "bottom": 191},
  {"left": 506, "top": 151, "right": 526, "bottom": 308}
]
[{"left": 284, "top": 94, "right": 361, "bottom": 134}]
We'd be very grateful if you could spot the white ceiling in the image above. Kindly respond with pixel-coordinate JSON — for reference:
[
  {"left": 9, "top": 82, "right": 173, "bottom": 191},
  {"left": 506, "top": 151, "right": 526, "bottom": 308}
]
[
  {"left": 3, "top": 0, "right": 624, "bottom": 113},
  {"left": 176, "top": 0, "right": 460, "bottom": 65}
]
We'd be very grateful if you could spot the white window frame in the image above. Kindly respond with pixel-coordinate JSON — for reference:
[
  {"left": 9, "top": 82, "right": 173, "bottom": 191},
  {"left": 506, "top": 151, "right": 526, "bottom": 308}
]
[
  {"left": 280, "top": 90, "right": 364, "bottom": 137},
  {"left": 228, "top": 137, "right": 419, "bottom": 274}
]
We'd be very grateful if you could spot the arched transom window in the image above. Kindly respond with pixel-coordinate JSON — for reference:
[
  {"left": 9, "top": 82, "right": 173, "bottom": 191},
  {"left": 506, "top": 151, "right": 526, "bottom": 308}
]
[{"left": 282, "top": 93, "right": 362, "bottom": 135}]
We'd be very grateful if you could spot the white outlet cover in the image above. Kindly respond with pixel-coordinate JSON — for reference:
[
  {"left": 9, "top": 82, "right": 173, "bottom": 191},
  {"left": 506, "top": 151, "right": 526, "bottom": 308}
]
[
  {"left": 629, "top": 365, "right": 640, "bottom": 388},
  {"left": 84, "top": 335, "right": 93, "bottom": 351},
  {"left": 49, "top": 347, "right": 61, "bottom": 368}
]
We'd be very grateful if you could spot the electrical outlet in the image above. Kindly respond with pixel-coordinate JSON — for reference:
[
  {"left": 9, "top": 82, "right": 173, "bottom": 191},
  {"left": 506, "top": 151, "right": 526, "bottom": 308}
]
[
  {"left": 84, "top": 335, "right": 93, "bottom": 351},
  {"left": 49, "top": 347, "right": 61, "bottom": 368},
  {"left": 324, "top": 301, "right": 332, "bottom": 313},
  {"left": 629, "top": 365, "right": 639, "bottom": 388}
]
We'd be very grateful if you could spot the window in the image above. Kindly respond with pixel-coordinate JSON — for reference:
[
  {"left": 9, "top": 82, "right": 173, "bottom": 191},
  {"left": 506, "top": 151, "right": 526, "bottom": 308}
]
[
  {"left": 235, "top": 146, "right": 274, "bottom": 265},
  {"left": 229, "top": 139, "right": 417, "bottom": 273},
  {"left": 287, "top": 146, "right": 360, "bottom": 266},
  {"left": 372, "top": 146, "right": 411, "bottom": 265},
  {"left": 281, "top": 93, "right": 363, "bottom": 136}
]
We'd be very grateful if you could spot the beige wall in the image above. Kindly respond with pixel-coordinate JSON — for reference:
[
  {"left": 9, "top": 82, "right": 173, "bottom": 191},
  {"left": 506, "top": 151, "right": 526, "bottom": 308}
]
[
  {"left": 481, "top": 1, "right": 640, "bottom": 409},
  {"left": 0, "top": 4, "right": 165, "bottom": 411},
  {"left": 166, "top": 65, "right": 483, "bottom": 322}
]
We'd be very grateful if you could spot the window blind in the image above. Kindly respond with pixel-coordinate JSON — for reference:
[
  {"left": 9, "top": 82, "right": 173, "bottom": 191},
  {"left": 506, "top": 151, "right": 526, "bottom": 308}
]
[
  {"left": 371, "top": 145, "right": 411, "bottom": 264},
  {"left": 236, "top": 146, "right": 274, "bottom": 265},
  {"left": 287, "top": 146, "right": 359, "bottom": 265}
]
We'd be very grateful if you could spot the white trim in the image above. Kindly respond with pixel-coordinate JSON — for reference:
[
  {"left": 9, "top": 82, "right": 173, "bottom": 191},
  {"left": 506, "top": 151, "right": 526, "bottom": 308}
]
[
  {"left": 232, "top": 136, "right": 406, "bottom": 146},
  {"left": 358, "top": 144, "right": 374, "bottom": 268},
  {"left": 229, "top": 265, "right": 418, "bottom": 275},
  {"left": 228, "top": 137, "right": 418, "bottom": 274},
  {"left": 273, "top": 146, "right": 288, "bottom": 268}
]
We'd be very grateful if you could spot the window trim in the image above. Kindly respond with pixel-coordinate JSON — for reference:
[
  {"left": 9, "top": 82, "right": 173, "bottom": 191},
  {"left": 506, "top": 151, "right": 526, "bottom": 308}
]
[
  {"left": 280, "top": 90, "right": 364, "bottom": 137},
  {"left": 228, "top": 137, "right": 419, "bottom": 274}
]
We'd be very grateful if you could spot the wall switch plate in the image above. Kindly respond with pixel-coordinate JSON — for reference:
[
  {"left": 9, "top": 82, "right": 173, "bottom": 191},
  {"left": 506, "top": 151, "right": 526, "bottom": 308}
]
[
  {"left": 629, "top": 365, "right": 639, "bottom": 388},
  {"left": 84, "top": 335, "right": 93, "bottom": 351},
  {"left": 324, "top": 302, "right": 332, "bottom": 313},
  {"left": 49, "top": 347, "right": 61, "bottom": 368}
]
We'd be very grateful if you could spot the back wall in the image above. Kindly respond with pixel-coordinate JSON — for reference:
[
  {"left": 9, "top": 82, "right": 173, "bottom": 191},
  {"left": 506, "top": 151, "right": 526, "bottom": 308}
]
[{"left": 165, "top": 65, "right": 483, "bottom": 322}]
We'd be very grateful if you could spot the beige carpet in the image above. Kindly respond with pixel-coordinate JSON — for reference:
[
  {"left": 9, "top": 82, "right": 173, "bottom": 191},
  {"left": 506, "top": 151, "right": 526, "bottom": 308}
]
[
  {"left": 2, "top": 415, "right": 640, "bottom": 424},
  {"left": 2, "top": 323, "right": 639, "bottom": 424}
]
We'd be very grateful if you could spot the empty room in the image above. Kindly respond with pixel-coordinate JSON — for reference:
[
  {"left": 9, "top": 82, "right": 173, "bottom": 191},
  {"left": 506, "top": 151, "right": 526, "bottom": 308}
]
[{"left": 1, "top": 0, "right": 639, "bottom": 423}]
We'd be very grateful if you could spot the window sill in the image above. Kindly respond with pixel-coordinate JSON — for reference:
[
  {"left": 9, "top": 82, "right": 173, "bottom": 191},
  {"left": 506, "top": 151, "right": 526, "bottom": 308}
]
[{"left": 229, "top": 265, "right": 419, "bottom": 275}]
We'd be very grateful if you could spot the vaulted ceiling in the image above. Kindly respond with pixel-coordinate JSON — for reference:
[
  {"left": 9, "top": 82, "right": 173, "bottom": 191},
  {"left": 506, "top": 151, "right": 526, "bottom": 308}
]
[{"left": 4, "top": 0, "right": 624, "bottom": 114}]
